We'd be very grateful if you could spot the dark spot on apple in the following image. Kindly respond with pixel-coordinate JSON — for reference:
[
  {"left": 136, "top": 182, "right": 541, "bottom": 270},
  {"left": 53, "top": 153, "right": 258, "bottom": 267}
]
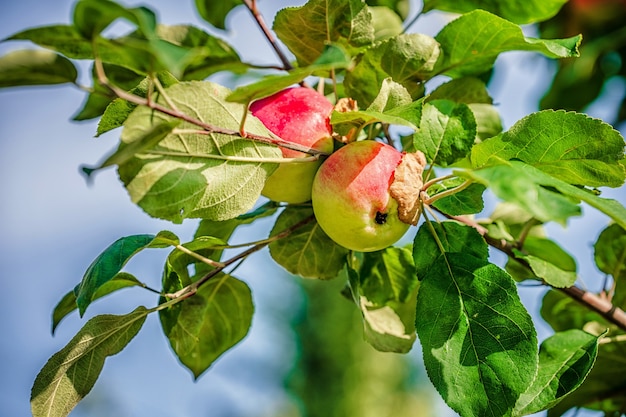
[{"left": 375, "top": 211, "right": 387, "bottom": 225}]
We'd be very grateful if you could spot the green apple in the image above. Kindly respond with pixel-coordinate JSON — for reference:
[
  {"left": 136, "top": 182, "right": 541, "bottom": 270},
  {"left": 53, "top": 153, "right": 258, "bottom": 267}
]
[
  {"left": 250, "top": 87, "right": 334, "bottom": 203},
  {"left": 311, "top": 140, "right": 411, "bottom": 252}
]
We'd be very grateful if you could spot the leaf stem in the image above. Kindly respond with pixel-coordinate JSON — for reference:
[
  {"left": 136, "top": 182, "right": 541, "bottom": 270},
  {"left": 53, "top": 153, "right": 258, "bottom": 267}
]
[
  {"left": 423, "top": 179, "right": 473, "bottom": 205},
  {"left": 146, "top": 148, "right": 320, "bottom": 164},
  {"left": 174, "top": 244, "right": 225, "bottom": 269}
]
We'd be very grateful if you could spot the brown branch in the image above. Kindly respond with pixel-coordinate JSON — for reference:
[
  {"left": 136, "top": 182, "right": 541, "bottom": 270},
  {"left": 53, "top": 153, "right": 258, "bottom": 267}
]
[
  {"left": 243, "top": 0, "right": 293, "bottom": 71},
  {"left": 164, "top": 214, "right": 316, "bottom": 301},
  {"left": 443, "top": 213, "right": 626, "bottom": 332}
]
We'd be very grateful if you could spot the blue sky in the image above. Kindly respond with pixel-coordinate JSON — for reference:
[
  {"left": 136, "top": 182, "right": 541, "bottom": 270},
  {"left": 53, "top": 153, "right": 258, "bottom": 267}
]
[{"left": 0, "top": 1, "right": 624, "bottom": 417}]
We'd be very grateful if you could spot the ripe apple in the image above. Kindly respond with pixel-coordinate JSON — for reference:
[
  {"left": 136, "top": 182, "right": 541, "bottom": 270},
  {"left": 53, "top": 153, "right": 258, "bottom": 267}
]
[
  {"left": 250, "top": 87, "right": 334, "bottom": 203},
  {"left": 311, "top": 140, "right": 412, "bottom": 252}
]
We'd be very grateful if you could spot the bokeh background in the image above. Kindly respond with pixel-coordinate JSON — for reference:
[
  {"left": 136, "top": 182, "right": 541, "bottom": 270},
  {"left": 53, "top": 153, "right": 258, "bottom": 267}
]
[{"left": 1, "top": 1, "right": 625, "bottom": 416}]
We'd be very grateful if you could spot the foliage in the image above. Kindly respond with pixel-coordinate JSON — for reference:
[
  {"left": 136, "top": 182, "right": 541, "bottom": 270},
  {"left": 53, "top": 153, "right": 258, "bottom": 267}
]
[{"left": 1, "top": 0, "right": 625, "bottom": 416}]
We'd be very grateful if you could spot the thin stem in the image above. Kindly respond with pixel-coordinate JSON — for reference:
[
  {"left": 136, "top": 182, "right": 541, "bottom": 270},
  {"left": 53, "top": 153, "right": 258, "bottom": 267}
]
[
  {"left": 175, "top": 244, "right": 225, "bottom": 269},
  {"left": 243, "top": 0, "right": 293, "bottom": 71},
  {"left": 422, "top": 174, "right": 456, "bottom": 191},
  {"left": 423, "top": 179, "right": 473, "bottom": 205},
  {"left": 516, "top": 218, "right": 540, "bottom": 249},
  {"left": 147, "top": 148, "right": 321, "bottom": 164},
  {"left": 163, "top": 214, "right": 316, "bottom": 301}
]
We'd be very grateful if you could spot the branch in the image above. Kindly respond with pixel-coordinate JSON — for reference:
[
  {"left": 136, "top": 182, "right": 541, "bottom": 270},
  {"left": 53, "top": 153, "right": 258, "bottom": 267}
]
[
  {"left": 93, "top": 57, "right": 328, "bottom": 157},
  {"left": 163, "top": 214, "right": 316, "bottom": 301},
  {"left": 243, "top": 0, "right": 293, "bottom": 71},
  {"left": 442, "top": 212, "right": 626, "bottom": 332}
]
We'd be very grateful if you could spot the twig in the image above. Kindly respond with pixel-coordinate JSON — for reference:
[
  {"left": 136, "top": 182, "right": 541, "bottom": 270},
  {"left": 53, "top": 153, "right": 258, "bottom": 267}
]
[
  {"left": 93, "top": 57, "right": 329, "bottom": 157},
  {"left": 163, "top": 214, "right": 316, "bottom": 301},
  {"left": 439, "top": 210, "right": 626, "bottom": 332},
  {"left": 243, "top": 0, "right": 293, "bottom": 71}
]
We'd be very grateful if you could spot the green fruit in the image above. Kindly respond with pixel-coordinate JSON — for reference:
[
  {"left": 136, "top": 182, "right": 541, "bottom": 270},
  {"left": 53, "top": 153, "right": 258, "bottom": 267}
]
[
  {"left": 250, "top": 87, "right": 334, "bottom": 203},
  {"left": 311, "top": 140, "right": 411, "bottom": 252}
]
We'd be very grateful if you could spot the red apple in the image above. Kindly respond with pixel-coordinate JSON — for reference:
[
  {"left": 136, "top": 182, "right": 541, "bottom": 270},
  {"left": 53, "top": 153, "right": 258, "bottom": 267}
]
[
  {"left": 311, "top": 140, "right": 412, "bottom": 252},
  {"left": 250, "top": 87, "right": 334, "bottom": 203}
]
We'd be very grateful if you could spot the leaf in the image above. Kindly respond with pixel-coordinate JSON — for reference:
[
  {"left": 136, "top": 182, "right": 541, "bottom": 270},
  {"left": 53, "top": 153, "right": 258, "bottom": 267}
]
[
  {"left": 96, "top": 71, "right": 179, "bottom": 136},
  {"left": 5, "top": 25, "right": 93, "bottom": 59},
  {"left": 423, "top": 0, "right": 568, "bottom": 25},
  {"left": 194, "top": 0, "right": 241, "bottom": 30},
  {"left": 428, "top": 77, "right": 493, "bottom": 104},
  {"left": 366, "top": 0, "right": 410, "bottom": 20},
  {"left": 472, "top": 110, "right": 626, "bottom": 188},
  {"left": 416, "top": 253, "right": 537, "bottom": 417},
  {"left": 344, "top": 33, "right": 440, "bottom": 107},
  {"left": 541, "top": 290, "right": 609, "bottom": 333},
  {"left": 52, "top": 273, "right": 144, "bottom": 335},
  {"left": 413, "top": 220, "right": 489, "bottom": 279},
  {"left": 595, "top": 223, "right": 626, "bottom": 280},
  {"left": 166, "top": 236, "right": 228, "bottom": 283},
  {"left": 74, "top": 232, "right": 178, "bottom": 316},
  {"left": 226, "top": 44, "right": 351, "bottom": 104},
  {"left": 269, "top": 207, "right": 348, "bottom": 279},
  {"left": 514, "top": 329, "right": 603, "bottom": 416},
  {"left": 273, "top": 0, "right": 374, "bottom": 66},
  {"left": 31, "top": 307, "right": 148, "bottom": 417},
  {"left": 434, "top": 10, "right": 581, "bottom": 78},
  {"left": 73, "top": 0, "right": 157, "bottom": 39},
  {"left": 413, "top": 99, "right": 477, "bottom": 166},
  {"left": 429, "top": 180, "right": 486, "bottom": 216},
  {"left": 159, "top": 274, "right": 253, "bottom": 379},
  {"left": 349, "top": 247, "right": 419, "bottom": 353},
  {"left": 369, "top": 6, "right": 404, "bottom": 41},
  {"left": 117, "top": 81, "right": 281, "bottom": 223},
  {"left": 155, "top": 25, "right": 247, "bottom": 80},
  {"left": 507, "top": 236, "right": 577, "bottom": 288},
  {"left": 459, "top": 161, "right": 583, "bottom": 226},
  {"left": 0, "top": 50, "right": 77, "bottom": 88}
]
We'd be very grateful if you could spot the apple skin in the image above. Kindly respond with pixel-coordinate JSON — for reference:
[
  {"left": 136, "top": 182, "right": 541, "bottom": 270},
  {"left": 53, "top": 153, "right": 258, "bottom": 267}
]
[
  {"left": 311, "top": 140, "right": 410, "bottom": 252},
  {"left": 250, "top": 87, "right": 334, "bottom": 203}
]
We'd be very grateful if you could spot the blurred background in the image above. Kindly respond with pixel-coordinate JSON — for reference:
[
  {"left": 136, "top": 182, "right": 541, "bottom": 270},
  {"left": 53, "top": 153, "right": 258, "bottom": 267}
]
[{"left": 0, "top": 1, "right": 625, "bottom": 416}]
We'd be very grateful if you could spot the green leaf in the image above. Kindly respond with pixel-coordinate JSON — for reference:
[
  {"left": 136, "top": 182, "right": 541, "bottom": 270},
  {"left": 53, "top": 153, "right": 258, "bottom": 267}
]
[
  {"left": 472, "top": 110, "right": 626, "bottom": 188},
  {"left": 31, "top": 307, "right": 148, "bottom": 417},
  {"left": 413, "top": 220, "right": 488, "bottom": 279},
  {"left": 365, "top": 0, "right": 410, "bottom": 20},
  {"left": 0, "top": 50, "right": 77, "bottom": 88},
  {"left": 269, "top": 207, "right": 348, "bottom": 279},
  {"left": 155, "top": 25, "right": 247, "bottom": 80},
  {"left": 344, "top": 33, "right": 440, "bottom": 107},
  {"left": 194, "top": 0, "right": 241, "bottom": 30},
  {"left": 348, "top": 247, "right": 419, "bottom": 353},
  {"left": 514, "top": 329, "right": 603, "bottom": 416},
  {"left": 73, "top": 0, "right": 157, "bottom": 39},
  {"left": 413, "top": 99, "right": 477, "bottom": 166},
  {"left": 74, "top": 232, "right": 177, "bottom": 316},
  {"left": 416, "top": 253, "right": 537, "bottom": 417},
  {"left": 96, "top": 71, "right": 179, "bottom": 136},
  {"left": 507, "top": 236, "right": 577, "bottom": 288},
  {"left": 159, "top": 274, "right": 253, "bottom": 379},
  {"left": 369, "top": 6, "right": 404, "bottom": 41},
  {"left": 428, "top": 77, "right": 494, "bottom": 104},
  {"left": 166, "top": 236, "right": 227, "bottom": 283},
  {"left": 273, "top": 0, "right": 374, "bottom": 66},
  {"left": 434, "top": 10, "right": 581, "bottom": 78},
  {"left": 52, "top": 272, "right": 144, "bottom": 335},
  {"left": 541, "top": 290, "right": 609, "bottom": 333},
  {"left": 459, "top": 161, "right": 583, "bottom": 226},
  {"left": 5, "top": 25, "right": 93, "bottom": 59},
  {"left": 595, "top": 224, "right": 626, "bottom": 307},
  {"left": 429, "top": 180, "right": 486, "bottom": 216},
  {"left": 226, "top": 44, "right": 351, "bottom": 104},
  {"left": 423, "top": 0, "right": 568, "bottom": 25},
  {"left": 117, "top": 81, "right": 281, "bottom": 222}
]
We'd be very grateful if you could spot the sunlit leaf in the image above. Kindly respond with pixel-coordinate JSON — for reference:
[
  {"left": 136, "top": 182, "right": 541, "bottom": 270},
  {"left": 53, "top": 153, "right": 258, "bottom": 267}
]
[
  {"left": 423, "top": 0, "right": 568, "bottom": 25},
  {"left": 429, "top": 179, "right": 486, "bottom": 215},
  {"left": 159, "top": 274, "right": 253, "bottom": 379},
  {"left": 416, "top": 252, "right": 537, "bottom": 417},
  {"left": 273, "top": 0, "right": 374, "bottom": 66},
  {"left": 0, "top": 50, "right": 77, "bottom": 88},
  {"left": 31, "top": 307, "right": 148, "bottom": 417},
  {"left": 194, "top": 0, "right": 241, "bottom": 30},
  {"left": 269, "top": 207, "right": 348, "bottom": 279},
  {"left": 434, "top": 10, "right": 580, "bottom": 78},
  {"left": 73, "top": 0, "right": 157, "bottom": 39},
  {"left": 117, "top": 81, "right": 281, "bottom": 222}
]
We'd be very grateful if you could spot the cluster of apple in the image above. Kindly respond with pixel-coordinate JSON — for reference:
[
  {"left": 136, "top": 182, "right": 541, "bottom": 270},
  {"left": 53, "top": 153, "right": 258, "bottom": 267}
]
[{"left": 250, "top": 86, "right": 423, "bottom": 252}]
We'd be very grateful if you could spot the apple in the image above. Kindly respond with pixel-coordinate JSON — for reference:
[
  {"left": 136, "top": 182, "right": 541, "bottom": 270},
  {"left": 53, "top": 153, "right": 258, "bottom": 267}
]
[
  {"left": 250, "top": 87, "right": 334, "bottom": 203},
  {"left": 311, "top": 140, "right": 414, "bottom": 252}
]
